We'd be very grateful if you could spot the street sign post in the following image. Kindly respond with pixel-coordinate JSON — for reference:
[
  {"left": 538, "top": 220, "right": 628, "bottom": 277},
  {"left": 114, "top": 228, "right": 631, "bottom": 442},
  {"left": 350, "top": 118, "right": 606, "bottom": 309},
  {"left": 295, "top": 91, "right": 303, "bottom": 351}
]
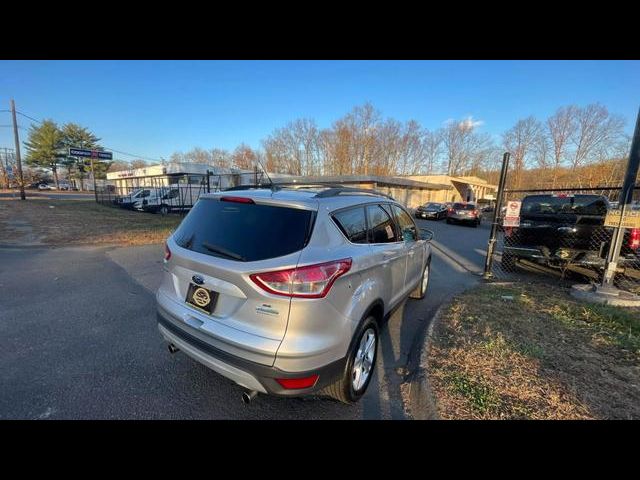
[{"left": 68, "top": 148, "right": 113, "bottom": 202}]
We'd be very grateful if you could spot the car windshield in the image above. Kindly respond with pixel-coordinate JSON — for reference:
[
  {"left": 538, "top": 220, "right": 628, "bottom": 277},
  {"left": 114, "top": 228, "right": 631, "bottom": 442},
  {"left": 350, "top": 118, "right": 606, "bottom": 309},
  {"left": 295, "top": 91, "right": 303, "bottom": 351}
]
[
  {"left": 452, "top": 203, "right": 475, "bottom": 210},
  {"left": 521, "top": 195, "right": 608, "bottom": 215},
  {"left": 423, "top": 203, "right": 441, "bottom": 210}
]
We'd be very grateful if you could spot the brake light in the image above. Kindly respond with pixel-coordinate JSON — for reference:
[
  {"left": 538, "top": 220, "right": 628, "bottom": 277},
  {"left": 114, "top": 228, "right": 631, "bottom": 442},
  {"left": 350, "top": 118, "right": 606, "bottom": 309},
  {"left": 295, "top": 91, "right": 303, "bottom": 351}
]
[
  {"left": 220, "top": 196, "right": 254, "bottom": 204},
  {"left": 164, "top": 242, "right": 172, "bottom": 262},
  {"left": 275, "top": 375, "right": 319, "bottom": 390},
  {"left": 629, "top": 228, "right": 640, "bottom": 250},
  {"left": 250, "top": 258, "right": 352, "bottom": 298}
]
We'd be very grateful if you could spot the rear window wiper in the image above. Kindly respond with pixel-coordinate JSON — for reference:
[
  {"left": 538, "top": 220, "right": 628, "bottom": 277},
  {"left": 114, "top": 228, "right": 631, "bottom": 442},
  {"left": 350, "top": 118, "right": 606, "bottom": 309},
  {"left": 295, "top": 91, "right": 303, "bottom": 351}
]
[{"left": 201, "top": 241, "right": 246, "bottom": 261}]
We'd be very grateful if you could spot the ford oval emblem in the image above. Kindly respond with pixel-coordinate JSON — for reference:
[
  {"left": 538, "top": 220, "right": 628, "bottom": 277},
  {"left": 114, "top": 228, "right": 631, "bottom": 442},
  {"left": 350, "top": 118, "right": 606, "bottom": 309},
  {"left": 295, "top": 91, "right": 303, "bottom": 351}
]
[{"left": 192, "top": 275, "right": 204, "bottom": 285}]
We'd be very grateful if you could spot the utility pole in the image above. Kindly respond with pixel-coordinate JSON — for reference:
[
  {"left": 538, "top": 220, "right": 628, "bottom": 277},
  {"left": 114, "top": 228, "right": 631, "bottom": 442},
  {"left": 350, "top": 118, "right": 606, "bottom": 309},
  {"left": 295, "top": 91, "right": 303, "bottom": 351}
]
[{"left": 10, "top": 99, "right": 26, "bottom": 200}]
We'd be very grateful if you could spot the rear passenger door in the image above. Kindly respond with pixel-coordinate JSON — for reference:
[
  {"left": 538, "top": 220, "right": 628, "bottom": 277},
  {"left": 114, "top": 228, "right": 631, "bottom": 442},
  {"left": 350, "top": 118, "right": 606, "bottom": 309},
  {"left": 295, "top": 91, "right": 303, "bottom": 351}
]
[
  {"left": 391, "top": 204, "right": 424, "bottom": 290},
  {"left": 366, "top": 203, "right": 407, "bottom": 309}
]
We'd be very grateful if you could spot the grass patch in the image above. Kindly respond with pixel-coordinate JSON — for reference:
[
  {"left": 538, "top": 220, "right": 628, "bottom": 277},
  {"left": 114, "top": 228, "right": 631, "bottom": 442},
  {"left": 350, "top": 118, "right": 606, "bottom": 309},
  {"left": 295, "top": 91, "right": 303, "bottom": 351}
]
[
  {"left": 444, "top": 371, "right": 502, "bottom": 414},
  {"left": 0, "top": 198, "right": 182, "bottom": 246},
  {"left": 428, "top": 282, "right": 640, "bottom": 419}
]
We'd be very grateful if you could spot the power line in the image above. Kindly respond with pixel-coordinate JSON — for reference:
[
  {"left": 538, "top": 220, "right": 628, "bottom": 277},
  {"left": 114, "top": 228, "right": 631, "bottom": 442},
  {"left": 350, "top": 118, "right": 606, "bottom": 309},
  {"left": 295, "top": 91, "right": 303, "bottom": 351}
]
[{"left": 12, "top": 110, "right": 164, "bottom": 163}]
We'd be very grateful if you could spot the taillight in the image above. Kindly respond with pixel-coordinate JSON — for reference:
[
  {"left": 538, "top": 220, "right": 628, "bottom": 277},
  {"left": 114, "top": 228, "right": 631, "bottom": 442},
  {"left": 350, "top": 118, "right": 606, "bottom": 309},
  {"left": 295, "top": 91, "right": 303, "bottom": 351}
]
[
  {"left": 250, "top": 258, "right": 352, "bottom": 298},
  {"left": 275, "top": 375, "right": 319, "bottom": 390},
  {"left": 164, "top": 242, "right": 172, "bottom": 262},
  {"left": 221, "top": 196, "right": 254, "bottom": 204},
  {"left": 629, "top": 228, "right": 640, "bottom": 250}
]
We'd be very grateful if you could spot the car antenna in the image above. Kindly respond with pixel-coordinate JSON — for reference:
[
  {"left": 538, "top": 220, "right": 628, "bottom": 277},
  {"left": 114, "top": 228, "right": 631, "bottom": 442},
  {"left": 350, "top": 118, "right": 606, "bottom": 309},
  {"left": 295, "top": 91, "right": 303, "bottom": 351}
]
[{"left": 255, "top": 157, "right": 276, "bottom": 192}]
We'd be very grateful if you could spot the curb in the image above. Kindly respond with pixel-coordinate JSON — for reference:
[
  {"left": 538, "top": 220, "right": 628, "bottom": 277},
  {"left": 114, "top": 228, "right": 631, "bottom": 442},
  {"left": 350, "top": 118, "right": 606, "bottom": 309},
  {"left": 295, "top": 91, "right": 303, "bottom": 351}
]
[{"left": 405, "top": 303, "right": 447, "bottom": 420}]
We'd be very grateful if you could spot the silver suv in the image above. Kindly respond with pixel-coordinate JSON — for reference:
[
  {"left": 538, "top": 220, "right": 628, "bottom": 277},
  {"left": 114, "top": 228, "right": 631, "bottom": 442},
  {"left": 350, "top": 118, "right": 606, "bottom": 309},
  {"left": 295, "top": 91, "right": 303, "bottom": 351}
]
[{"left": 156, "top": 186, "right": 433, "bottom": 404}]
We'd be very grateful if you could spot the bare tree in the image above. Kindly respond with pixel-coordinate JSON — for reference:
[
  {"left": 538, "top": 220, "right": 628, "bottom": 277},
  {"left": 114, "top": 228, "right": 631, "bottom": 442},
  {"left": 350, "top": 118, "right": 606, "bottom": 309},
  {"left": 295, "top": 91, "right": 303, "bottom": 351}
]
[
  {"left": 422, "top": 129, "right": 443, "bottom": 174},
  {"left": 130, "top": 159, "right": 149, "bottom": 169},
  {"left": 502, "top": 116, "right": 544, "bottom": 188},
  {"left": 570, "top": 103, "right": 625, "bottom": 170},
  {"left": 546, "top": 105, "right": 577, "bottom": 186},
  {"left": 443, "top": 117, "right": 492, "bottom": 176},
  {"left": 231, "top": 143, "right": 258, "bottom": 170}
]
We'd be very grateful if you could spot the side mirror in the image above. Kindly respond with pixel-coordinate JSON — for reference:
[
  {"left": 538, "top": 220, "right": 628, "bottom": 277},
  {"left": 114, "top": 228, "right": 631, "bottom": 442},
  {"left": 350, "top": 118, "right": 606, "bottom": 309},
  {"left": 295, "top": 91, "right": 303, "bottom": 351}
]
[{"left": 420, "top": 228, "right": 434, "bottom": 242}]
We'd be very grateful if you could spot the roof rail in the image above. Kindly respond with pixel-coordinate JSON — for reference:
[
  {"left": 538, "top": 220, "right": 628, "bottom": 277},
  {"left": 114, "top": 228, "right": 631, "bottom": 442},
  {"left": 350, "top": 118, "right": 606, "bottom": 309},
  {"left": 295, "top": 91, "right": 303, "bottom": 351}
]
[
  {"left": 313, "top": 186, "right": 395, "bottom": 200},
  {"left": 223, "top": 184, "right": 281, "bottom": 192}
]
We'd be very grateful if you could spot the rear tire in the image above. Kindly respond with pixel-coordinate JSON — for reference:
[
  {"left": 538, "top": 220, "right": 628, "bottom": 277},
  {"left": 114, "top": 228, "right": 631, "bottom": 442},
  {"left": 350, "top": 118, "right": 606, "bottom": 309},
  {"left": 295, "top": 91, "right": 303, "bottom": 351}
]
[
  {"left": 446, "top": 218, "right": 452, "bottom": 224},
  {"left": 410, "top": 260, "right": 430, "bottom": 299},
  {"left": 159, "top": 204, "right": 169, "bottom": 215},
  {"left": 321, "top": 316, "right": 379, "bottom": 405}
]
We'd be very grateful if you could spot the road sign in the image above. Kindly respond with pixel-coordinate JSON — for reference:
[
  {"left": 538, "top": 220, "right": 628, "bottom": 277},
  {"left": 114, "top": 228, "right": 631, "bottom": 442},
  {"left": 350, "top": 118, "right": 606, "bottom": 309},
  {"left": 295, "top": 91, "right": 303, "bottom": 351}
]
[
  {"left": 503, "top": 200, "right": 521, "bottom": 227},
  {"left": 68, "top": 148, "right": 113, "bottom": 160},
  {"left": 604, "top": 209, "right": 640, "bottom": 229}
]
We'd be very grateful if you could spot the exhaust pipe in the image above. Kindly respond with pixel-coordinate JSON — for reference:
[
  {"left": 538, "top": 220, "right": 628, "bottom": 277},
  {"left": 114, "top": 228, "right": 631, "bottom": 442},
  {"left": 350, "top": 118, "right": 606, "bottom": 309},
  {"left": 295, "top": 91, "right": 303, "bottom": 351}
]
[
  {"left": 242, "top": 390, "right": 258, "bottom": 404},
  {"left": 168, "top": 343, "right": 180, "bottom": 354}
]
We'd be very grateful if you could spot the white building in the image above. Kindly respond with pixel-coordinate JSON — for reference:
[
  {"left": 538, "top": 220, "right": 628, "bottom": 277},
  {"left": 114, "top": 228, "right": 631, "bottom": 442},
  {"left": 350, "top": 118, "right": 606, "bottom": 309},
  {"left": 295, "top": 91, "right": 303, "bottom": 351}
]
[{"left": 106, "top": 162, "right": 265, "bottom": 195}]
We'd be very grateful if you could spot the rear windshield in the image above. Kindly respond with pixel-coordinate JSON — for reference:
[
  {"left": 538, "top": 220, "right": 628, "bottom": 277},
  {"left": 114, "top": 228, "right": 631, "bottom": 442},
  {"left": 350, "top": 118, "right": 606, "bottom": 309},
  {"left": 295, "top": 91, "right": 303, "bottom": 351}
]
[
  {"left": 521, "top": 195, "right": 608, "bottom": 216},
  {"left": 173, "top": 198, "right": 314, "bottom": 262},
  {"left": 423, "top": 203, "right": 442, "bottom": 209},
  {"left": 452, "top": 203, "right": 476, "bottom": 210}
]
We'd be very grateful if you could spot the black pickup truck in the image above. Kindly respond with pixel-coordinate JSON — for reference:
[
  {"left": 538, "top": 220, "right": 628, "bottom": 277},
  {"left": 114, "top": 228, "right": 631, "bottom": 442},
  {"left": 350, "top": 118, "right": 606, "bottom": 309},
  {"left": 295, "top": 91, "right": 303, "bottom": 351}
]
[{"left": 502, "top": 194, "right": 640, "bottom": 273}]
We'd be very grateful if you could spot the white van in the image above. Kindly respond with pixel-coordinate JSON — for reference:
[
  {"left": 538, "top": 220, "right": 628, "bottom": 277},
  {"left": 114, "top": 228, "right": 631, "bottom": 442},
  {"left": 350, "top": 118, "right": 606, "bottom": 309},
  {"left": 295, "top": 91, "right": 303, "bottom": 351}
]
[
  {"left": 136, "top": 184, "right": 202, "bottom": 214},
  {"left": 117, "top": 188, "right": 154, "bottom": 209}
]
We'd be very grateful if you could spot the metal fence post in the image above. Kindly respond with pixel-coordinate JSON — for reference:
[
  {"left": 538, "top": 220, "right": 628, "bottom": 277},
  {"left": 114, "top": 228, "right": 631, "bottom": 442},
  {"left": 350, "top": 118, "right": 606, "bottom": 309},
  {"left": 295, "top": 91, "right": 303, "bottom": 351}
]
[
  {"left": 483, "top": 152, "right": 511, "bottom": 279},
  {"left": 601, "top": 107, "right": 640, "bottom": 288}
]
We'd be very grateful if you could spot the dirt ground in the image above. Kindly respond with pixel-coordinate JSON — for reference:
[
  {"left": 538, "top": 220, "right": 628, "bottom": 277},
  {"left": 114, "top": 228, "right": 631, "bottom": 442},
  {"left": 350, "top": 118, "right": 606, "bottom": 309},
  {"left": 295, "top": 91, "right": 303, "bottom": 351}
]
[
  {"left": 428, "top": 282, "right": 640, "bottom": 419},
  {"left": 0, "top": 198, "right": 181, "bottom": 246}
]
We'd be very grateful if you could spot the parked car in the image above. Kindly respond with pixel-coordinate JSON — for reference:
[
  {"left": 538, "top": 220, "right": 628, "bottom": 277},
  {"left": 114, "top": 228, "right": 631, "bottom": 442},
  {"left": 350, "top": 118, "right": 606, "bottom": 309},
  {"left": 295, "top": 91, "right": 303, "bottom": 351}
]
[
  {"left": 446, "top": 202, "right": 482, "bottom": 227},
  {"left": 117, "top": 188, "right": 153, "bottom": 209},
  {"left": 502, "top": 194, "right": 640, "bottom": 272},
  {"left": 415, "top": 202, "right": 447, "bottom": 220},
  {"left": 156, "top": 187, "right": 434, "bottom": 404},
  {"left": 138, "top": 185, "right": 200, "bottom": 214},
  {"left": 38, "top": 183, "right": 57, "bottom": 190}
]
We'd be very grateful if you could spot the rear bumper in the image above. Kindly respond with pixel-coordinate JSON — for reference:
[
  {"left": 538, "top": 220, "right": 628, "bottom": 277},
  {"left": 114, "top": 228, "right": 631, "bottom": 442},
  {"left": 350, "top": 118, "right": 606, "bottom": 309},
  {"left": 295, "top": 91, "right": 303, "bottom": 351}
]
[
  {"left": 416, "top": 211, "right": 439, "bottom": 219},
  {"left": 157, "top": 311, "right": 346, "bottom": 396},
  {"left": 448, "top": 214, "right": 477, "bottom": 222}
]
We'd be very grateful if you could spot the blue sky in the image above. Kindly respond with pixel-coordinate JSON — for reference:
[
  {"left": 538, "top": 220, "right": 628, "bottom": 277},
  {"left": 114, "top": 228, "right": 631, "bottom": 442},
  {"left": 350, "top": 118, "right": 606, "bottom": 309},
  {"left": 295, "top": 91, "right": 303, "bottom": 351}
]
[{"left": 0, "top": 60, "right": 638, "bottom": 162}]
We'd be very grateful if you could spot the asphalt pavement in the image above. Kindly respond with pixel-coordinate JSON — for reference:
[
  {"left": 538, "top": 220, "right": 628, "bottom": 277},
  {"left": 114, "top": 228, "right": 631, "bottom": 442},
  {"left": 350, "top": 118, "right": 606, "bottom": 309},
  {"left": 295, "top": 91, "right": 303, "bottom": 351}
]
[{"left": 0, "top": 218, "right": 488, "bottom": 419}]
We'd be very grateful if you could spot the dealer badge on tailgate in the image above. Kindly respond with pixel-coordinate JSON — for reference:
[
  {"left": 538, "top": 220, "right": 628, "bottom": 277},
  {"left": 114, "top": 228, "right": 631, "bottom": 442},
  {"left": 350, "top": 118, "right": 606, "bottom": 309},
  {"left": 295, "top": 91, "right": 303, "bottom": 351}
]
[{"left": 185, "top": 283, "right": 218, "bottom": 314}]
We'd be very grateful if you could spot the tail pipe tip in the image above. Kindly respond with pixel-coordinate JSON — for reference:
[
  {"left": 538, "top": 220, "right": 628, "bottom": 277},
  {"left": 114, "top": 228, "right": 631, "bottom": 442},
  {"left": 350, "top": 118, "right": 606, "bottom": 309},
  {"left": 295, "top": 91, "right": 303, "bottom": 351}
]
[
  {"left": 242, "top": 390, "right": 258, "bottom": 404},
  {"left": 168, "top": 343, "right": 180, "bottom": 354}
]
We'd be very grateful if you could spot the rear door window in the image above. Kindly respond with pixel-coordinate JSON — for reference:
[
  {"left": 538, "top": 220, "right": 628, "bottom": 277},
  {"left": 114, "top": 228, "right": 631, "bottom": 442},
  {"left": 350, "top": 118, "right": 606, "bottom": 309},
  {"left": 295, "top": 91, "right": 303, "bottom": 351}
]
[
  {"left": 333, "top": 207, "right": 368, "bottom": 244},
  {"left": 173, "top": 198, "right": 315, "bottom": 262},
  {"left": 521, "top": 195, "right": 608, "bottom": 216},
  {"left": 453, "top": 203, "right": 475, "bottom": 210},
  {"left": 366, "top": 205, "right": 399, "bottom": 243}
]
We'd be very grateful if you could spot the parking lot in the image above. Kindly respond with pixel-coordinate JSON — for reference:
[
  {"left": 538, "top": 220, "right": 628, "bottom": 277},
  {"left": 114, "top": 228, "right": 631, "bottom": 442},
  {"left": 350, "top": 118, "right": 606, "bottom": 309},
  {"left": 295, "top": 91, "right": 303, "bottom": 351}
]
[{"left": 0, "top": 216, "right": 487, "bottom": 420}]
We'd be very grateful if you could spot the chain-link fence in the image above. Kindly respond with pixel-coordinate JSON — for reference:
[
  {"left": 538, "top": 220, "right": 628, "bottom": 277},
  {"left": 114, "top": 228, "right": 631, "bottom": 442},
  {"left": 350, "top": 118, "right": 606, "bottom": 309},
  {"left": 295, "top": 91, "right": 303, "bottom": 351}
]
[
  {"left": 486, "top": 186, "right": 640, "bottom": 295},
  {"left": 95, "top": 171, "right": 265, "bottom": 215}
]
